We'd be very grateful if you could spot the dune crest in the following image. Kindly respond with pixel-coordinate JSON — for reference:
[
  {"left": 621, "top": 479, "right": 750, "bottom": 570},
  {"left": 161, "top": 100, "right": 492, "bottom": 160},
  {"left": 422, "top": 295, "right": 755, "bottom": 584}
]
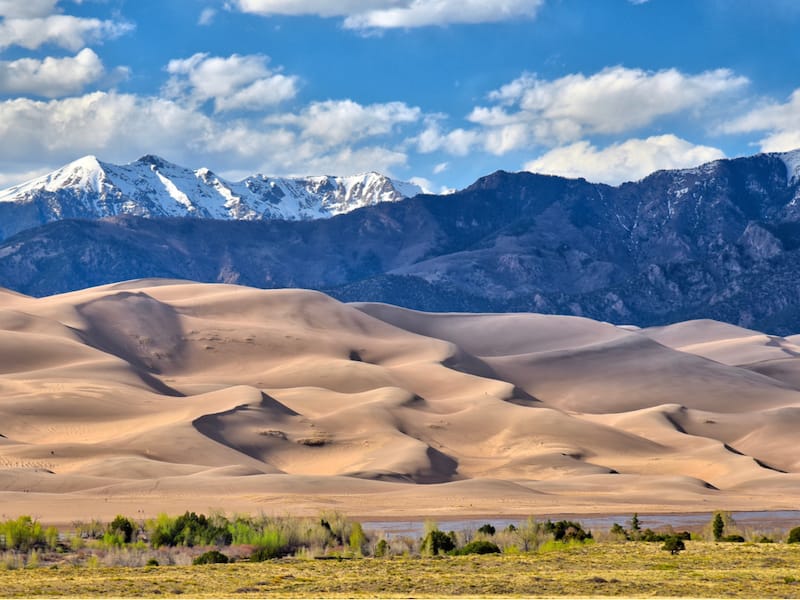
[{"left": 1, "top": 281, "right": 799, "bottom": 521}]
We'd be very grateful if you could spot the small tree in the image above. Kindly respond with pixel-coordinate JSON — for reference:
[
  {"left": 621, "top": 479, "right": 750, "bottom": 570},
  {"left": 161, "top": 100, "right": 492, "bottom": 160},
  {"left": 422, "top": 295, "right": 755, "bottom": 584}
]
[
  {"left": 662, "top": 536, "right": 685, "bottom": 555},
  {"left": 610, "top": 523, "right": 628, "bottom": 540},
  {"left": 630, "top": 513, "right": 641, "bottom": 534},
  {"left": 421, "top": 529, "right": 456, "bottom": 556},
  {"left": 374, "top": 539, "right": 389, "bottom": 557},
  {"left": 349, "top": 522, "right": 366, "bottom": 555},
  {"left": 477, "top": 524, "right": 496, "bottom": 536},
  {"left": 787, "top": 526, "right": 800, "bottom": 544},
  {"left": 712, "top": 513, "right": 725, "bottom": 541},
  {"left": 108, "top": 515, "right": 136, "bottom": 544}
]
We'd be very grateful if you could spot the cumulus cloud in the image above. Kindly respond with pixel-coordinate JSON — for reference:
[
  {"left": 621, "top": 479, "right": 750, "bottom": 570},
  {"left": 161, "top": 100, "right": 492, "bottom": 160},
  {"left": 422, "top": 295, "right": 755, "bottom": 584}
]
[
  {"left": 343, "top": 0, "right": 544, "bottom": 29},
  {"left": 720, "top": 89, "right": 800, "bottom": 152},
  {"left": 0, "top": 88, "right": 422, "bottom": 183},
  {"left": 415, "top": 121, "right": 480, "bottom": 155},
  {"left": 267, "top": 99, "right": 421, "bottom": 146},
  {"left": 0, "top": 48, "right": 105, "bottom": 97},
  {"left": 165, "top": 53, "right": 298, "bottom": 112},
  {"left": 231, "top": 0, "right": 544, "bottom": 28},
  {"left": 524, "top": 135, "right": 725, "bottom": 185},
  {"left": 468, "top": 67, "right": 748, "bottom": 153},
  {"left": 0, "top": 0, "right": 58, "bottom": 18},
  {"left": 0, "top": 15, "right": 133, "bottom": 51},
  {"left": 419, "top": 67, "right": 748, "bottom": 159}
]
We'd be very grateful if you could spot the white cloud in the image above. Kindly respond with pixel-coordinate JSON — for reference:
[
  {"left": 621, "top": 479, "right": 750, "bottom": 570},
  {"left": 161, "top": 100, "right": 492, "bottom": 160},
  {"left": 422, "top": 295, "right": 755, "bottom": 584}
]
[
  {"left": 0, "top": 90, "right": 420, "bottom": 183},
  {"left": 416, "top": 121, "right": 480, "bottom": 155},
  {"left": 165, "top": 53, "right": 298, "bottom": 112},
  {"left": 524, "top": 135, "right": 725, "bottom": 185},
  {"left": 468, "top": 67, "right": 748, "bottom": 153},
  {"left": 232, "top": 0, "right": 544, "bottom": 28},
  {"left": 198, "top": 7, "right": 217, "bottom": 25},
  {"left": 720, "top": 89, "right": 800, "bottom": 152},
  {"left": 343, "top": 0, "right": 544, "bottom": 29},
  {"left": 0, "top": 14, "right": 133, "bottom": 51},
  {"left": 0, "top": 48, "right": 105, "bottom": 97},
  {"left": 0, "top": 0, "right": 58, "bottom": 18},
  {"left": 232, "top": 0, "right": 392, "bottom": 17},
  {"left": 267, "top": 99, "right": 421, "bottom": 146},
  {"left": 433, "top": 161, "right": 448, "bottom": 174},
  {"left": 0, "top": 92, "right": 213, "bottom": 163}
]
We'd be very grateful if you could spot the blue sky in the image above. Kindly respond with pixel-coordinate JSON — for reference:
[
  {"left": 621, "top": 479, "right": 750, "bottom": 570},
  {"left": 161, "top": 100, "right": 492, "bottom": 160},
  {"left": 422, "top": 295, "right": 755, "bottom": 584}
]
[{"left": 0, "top": 0, "right": 799, "bottom": 191}]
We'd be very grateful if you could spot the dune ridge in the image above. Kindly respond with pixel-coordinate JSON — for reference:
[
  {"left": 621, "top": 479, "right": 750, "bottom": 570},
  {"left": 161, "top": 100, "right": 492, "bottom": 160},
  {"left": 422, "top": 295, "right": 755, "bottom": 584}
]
[{"left": 1, "top": 280, "right": 799, "bottom": 522}]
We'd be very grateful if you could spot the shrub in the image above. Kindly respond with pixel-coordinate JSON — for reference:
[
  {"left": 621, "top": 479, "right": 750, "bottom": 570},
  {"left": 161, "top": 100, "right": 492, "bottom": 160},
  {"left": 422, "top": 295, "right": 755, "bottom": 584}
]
[
  {"left": 44, "top": 527, "right": 60, "bottom": 551},
  {"left": 610, "top": 523, "right": 628, "bottom": 540},
  {"left": 421, "top": 529, "right": 456, "bottom": 556},
  {"left": 193, "top": 550, "right": 229, "bottom": 565},
  {"left": 349, "top": 522, "right": 366, "bottom": 555},
  {"left": 712, "top": 512, "right": 725, "bottom": 541},
  {"left": 374, "top": 539, "right": 389, "bottom": 557},
  {"left": 721, "top": 534, "right": 745, "bottom": 543},
  {"left": 250, "top": 545, "right": 283, "bottom": 562},
  {"left": 452, "top": 540, "right": 501, "bottom": 555},
  {"left": 145, "top": 558, "right": 160, "bottom": 567},
  {"left": 149, "top": 512, "right": 231, "bottom": 548},
  {"left": 544, "top": 520, "right": 592, "bottom": 542},
  {"left": 108, "top": 516, "right": 136, "bottom": 544},
  {"left": 788, "top": 527, "right": 800, "bottom": 544},
  {"left": 477, "top": 524, "right": 496, "bottom": 536},
  {"left": 662, "top": 536, "right": 685, "bottom": 555},
  {"left": 0, "top": 517, "right": 45, "bottom": 552}
]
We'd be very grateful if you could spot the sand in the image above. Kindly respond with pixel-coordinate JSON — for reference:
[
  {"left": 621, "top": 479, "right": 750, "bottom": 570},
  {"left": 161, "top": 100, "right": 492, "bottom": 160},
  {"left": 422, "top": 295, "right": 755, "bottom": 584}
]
[{"left": 0, "top": 280, "right": 799, "bottom": 524}]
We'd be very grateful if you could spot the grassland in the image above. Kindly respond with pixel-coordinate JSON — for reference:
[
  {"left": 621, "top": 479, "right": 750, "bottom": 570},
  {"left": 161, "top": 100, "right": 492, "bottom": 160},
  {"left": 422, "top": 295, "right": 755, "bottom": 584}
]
[{"left": 1, "top": 541, "right": 799, "bottom": 598}]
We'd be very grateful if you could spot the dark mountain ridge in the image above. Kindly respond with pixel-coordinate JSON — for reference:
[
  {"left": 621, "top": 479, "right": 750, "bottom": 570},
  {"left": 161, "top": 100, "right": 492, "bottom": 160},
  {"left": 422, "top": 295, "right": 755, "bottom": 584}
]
[{"left": 1, "top": 150, "right": 800, "bottom": 333}]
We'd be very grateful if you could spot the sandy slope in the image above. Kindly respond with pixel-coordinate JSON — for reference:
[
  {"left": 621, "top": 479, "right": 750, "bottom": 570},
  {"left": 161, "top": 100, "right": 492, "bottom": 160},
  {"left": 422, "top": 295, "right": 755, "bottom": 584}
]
[{"left": 0, "top": 281, "right": 799, "bottom": 523}]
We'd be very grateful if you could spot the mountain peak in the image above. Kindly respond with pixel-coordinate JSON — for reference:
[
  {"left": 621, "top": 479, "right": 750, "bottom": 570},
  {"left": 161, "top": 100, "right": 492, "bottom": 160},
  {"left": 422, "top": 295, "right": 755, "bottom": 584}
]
[
  {"left": 774, "top": 148, "right": 800, "bottom": 184},
  {"left": 0, "top": 155, "right": 423, "bottom": 239}
]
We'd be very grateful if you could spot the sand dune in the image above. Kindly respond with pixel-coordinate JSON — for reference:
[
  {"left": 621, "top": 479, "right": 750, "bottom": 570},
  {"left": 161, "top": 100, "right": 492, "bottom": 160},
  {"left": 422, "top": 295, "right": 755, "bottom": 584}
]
[{"left": 0, "top": 281, "right": 799, "bottom": 523}]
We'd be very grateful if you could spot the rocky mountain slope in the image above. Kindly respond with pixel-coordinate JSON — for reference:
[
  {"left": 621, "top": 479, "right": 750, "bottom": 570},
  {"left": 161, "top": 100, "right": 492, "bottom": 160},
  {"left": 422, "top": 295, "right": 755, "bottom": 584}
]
[
  {"left": 0, "top": 155, "right": 422, "bottom": 240},
  {"left": 1, "top": 150, "right": 800, "bottom": 333}
]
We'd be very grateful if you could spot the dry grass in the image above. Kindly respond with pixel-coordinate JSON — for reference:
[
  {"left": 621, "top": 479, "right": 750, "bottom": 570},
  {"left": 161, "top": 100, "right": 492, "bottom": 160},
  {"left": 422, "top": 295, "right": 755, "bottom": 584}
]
[{"left": 0, "top": 541, "right": 799, "bottom": 598}]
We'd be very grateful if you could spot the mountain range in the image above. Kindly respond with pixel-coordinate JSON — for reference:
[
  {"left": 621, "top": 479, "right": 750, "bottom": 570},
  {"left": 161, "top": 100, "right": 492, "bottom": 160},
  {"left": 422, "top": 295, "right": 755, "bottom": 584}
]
[
  {"left": 1, "top": 149, "right": 800, "bottom": 333},
  {"left": 0, "top": 155, "right": 422, "bottom": 240}
]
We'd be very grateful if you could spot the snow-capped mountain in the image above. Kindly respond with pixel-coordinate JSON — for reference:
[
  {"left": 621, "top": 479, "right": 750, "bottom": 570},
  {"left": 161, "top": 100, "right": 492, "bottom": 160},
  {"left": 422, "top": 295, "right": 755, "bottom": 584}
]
[
  {"left": 4, "top": 149, "right": 800, "bottom": 334},
  {"left": 0, "top": 155, "right": 423, "bottom": 240}
]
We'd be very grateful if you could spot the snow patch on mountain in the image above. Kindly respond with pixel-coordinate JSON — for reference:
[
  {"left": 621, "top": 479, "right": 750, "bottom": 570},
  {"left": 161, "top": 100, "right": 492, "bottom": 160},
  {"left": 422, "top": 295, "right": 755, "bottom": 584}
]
[
  {"left": 777, "top": 149, "right": 800, "bottom": 185},
  {"left": 0, "top": 155, "right": 423, "bottom": 230}
]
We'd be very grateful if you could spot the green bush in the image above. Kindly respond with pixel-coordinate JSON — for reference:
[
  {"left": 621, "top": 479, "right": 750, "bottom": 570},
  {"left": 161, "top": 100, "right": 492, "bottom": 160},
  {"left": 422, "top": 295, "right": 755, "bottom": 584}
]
[
  {"left": 0, "top": 516, "right": 45, "bottom": 552},
  {"left": 477, "top": 524, "right": 496, "bottom": 536},
  {"left": 374, "top": 539, "right": 389, "bottom": 557},
  {"left": 712, "top": 512, "right": 725, "bottom": 541},
  {"left": 544, "top": 520, "right": 592, "bottom": 542},
  {"left": 145, "top": 558, "right": 159, "bottom": 567},
  {"left": 662, "top": 536, "right": 685, "bottom": 555},
  {"left": 421, "top": 529, "right": 456, "bottom": 556},
  {"left": 788, "top": 527, "right": 800, "bottom": 544},
  {"left": 721, "top": 534, "right": 745, "bottom": 543},
  {"left": 149, "top": 512, "right": 231, "bottom": 548},
  {"left": 349, "top": 522, "right": 366, "bottom": 555},
  {"left": 193, "top": 550, "right": 229, "bottom": 565},
  {"left": 108, "top": 516, "right": 136, "bottom": 544},
  {"left": 452, "top": 540, "right": 501, "bottom": 555},
  {"left": 250, "top": 544, "right": 285, "bottom": 562}
]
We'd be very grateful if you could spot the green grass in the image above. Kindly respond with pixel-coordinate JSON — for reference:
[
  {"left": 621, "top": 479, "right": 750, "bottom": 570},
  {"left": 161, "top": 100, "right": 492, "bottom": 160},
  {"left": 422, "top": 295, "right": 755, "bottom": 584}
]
[{"left": 0, "top": 541, "right": 799, "bottom": 597}]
